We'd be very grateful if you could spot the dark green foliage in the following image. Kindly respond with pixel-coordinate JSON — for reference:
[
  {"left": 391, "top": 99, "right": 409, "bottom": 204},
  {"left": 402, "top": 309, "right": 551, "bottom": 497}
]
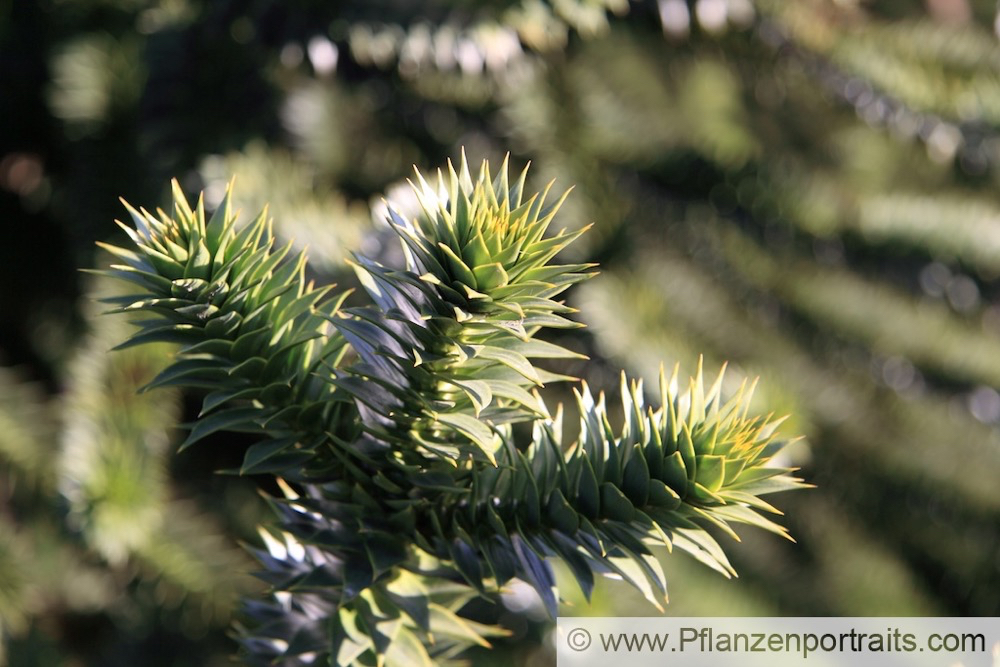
[
  {"left": 5, "top": 0, "right": 1000, "bottom": 664},
  {"left": 99, "top": 155, "right": 806, "bottom": 664}
]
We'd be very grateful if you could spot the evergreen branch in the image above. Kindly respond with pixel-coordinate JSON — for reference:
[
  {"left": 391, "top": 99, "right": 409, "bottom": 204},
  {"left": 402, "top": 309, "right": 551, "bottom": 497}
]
[
  {"left": 97, "top": 181, "right": 352, "bottom": 477},
  {"left": 331, "top": 153, "right": 593, "bottom": 466},
  {"left": 100, "top": 155, "right": 807, "bottom": 666},
  {"left": 237, "top": 482, "right": 508, "bottom": 667},
  {"left": 407, "top": 362, "right": 807, "bottom": 616},
  {"left": 232, "top": 361, "right": 806, "bottom": 664}
]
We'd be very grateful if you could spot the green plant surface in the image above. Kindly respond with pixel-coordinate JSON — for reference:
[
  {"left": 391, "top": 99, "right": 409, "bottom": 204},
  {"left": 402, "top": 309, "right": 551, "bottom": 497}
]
[
  {"left": 6, "top": 0, "right": 1000, "bottom": 663},
  {"left": 98, "top": 155, "right": 807, "bottom": 665}
]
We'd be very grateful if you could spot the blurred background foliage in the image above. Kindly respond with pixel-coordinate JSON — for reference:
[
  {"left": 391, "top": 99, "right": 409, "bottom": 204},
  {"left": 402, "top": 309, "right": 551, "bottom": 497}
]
[{"left": 2, "top": 0, "right": 1000, "bottom": 664}]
